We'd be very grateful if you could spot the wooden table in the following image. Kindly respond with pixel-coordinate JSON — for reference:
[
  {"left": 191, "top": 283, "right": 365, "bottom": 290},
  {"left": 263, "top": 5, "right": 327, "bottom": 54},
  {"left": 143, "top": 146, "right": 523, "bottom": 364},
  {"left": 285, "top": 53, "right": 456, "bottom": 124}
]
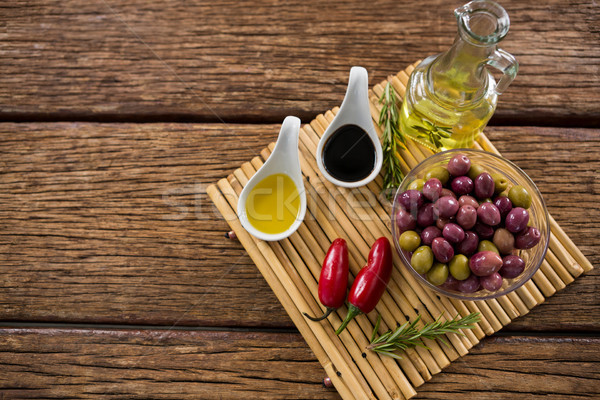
[{"left": 1, "top": 1, "right": 598, "bottom": 398}]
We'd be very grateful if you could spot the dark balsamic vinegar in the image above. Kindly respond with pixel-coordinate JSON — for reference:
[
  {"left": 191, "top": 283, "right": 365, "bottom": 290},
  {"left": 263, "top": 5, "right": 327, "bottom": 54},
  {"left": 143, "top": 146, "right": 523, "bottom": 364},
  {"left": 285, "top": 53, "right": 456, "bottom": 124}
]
[{"left": 322, "top": 124, "right": 376, "bottom": 182}]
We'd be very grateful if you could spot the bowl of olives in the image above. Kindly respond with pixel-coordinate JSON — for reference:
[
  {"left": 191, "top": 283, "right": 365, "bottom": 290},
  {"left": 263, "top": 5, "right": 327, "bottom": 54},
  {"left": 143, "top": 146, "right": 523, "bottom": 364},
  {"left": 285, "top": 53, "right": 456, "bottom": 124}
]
[{"left": 392, "top": 149, "right": 549, "bottom": 300}]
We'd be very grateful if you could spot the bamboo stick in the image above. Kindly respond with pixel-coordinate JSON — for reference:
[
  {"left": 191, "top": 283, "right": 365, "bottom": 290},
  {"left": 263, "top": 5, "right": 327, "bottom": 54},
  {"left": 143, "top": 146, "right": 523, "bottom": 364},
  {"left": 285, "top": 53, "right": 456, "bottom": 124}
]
[
  {"left": 506, "top": 291, "right": 530, "bottom": 316},
  {"left": 485, "top": 298, "right": 511, "bottom": 327},
  {"left": 531, "top": 268, "right": 556, "bottom": 297},
  {"left": 549, "top": 215, "right": 594, "bottom": 272},
  {"left": 238, "top": 160, "right": 413, "bottom": 399},
  {"left": 397, "top": 71, "right": 411, "bottom": 87},
  {"left": 495, "top": 296, "right": 520, "bottom": 320},
  {"left": 539, "top": 260, "right": 566, "bottom": 291},
  {"left": 523, "top": 280, "right": 545, "bottom": 304},
  {"left": 548, "top": 233, "right": 584, "bottom": 277},
  {"left": 449, "top": 298, "right": 486, "bottom": 340},
  {"left": 514, "top": 285, "right": 539, "bottom": 310},
  {"left": 545, "top": 250, "right": 575, "bottom": 285},
  {"left": 208, "top": 183, "right": 367, "bottom": 400}
]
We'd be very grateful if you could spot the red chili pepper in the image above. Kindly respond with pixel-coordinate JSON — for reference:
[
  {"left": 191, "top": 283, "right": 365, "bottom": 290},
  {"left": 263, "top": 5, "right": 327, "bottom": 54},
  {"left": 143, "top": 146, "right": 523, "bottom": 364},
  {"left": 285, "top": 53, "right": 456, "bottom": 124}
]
[
  {"left": 335, "top": 237, "right": 392, "bottom": 335},
  {"left": 304, "top": 238, "right": 348, "bottom": 321}
]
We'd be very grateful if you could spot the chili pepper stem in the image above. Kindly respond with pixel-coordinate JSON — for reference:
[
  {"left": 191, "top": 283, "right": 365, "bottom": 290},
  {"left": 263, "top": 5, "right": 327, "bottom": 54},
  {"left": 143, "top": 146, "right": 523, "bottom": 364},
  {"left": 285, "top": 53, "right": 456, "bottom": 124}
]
[
  {"left": 335, "top": 304, "right": 363, "bottom": 335},
  {"left": 303, "top": 307, "right": 336, "bottom": 322}
]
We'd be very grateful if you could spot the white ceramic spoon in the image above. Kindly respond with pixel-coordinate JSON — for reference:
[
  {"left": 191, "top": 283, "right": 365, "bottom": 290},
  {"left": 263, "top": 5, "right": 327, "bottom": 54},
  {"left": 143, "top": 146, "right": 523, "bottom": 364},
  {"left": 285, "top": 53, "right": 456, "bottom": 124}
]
[
  {"left": 237, "top": 116, "right": 306, "bottom": 241},
  {"left": 316, "top": 66, "right": 383, "bottom": 188}
]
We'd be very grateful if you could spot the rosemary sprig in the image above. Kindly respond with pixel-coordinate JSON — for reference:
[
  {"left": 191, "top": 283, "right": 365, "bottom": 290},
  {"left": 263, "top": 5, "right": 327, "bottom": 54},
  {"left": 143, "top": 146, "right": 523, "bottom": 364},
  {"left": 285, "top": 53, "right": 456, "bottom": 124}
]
[
  {"left": 412, "top": 119, "right": 452, "bottom": 150},
  {"left": 367, "top": 312, "right": 480, "bottom": 359},
  {"left": 378, "top": 82, "right": 406, "bottom": 197}
]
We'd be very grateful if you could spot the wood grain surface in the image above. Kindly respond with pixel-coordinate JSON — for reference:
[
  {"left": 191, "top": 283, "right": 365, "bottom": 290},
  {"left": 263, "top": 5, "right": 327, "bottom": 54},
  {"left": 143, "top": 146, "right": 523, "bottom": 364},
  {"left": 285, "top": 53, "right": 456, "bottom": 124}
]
[
  {"left": 1, "top": 0, "right": 599, "bottom": 124},
  {"left": 0, "top": 328, "right": 598, "bottom": 399},
  {"left": 0, "top": 123, "right": 597, "bottom": 331}
]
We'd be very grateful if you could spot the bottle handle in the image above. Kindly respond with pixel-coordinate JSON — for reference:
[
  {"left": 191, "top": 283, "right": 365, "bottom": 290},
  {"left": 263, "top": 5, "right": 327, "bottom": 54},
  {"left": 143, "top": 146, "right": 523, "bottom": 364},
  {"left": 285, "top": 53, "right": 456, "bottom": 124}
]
[{"left": 486, "top": 49, "right": 518, "bottom": 95}]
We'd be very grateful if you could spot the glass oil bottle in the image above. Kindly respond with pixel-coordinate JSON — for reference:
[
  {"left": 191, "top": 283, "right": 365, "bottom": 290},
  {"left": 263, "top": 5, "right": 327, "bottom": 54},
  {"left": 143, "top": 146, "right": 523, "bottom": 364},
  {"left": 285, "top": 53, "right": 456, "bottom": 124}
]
[{"left": 400, "top": 0, "right": 518, "bottom": 151}]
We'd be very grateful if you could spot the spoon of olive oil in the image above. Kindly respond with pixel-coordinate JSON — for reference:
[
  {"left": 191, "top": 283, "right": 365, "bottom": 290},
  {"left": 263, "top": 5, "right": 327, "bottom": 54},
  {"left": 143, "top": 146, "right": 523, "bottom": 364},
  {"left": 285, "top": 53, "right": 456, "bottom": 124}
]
[{"left": 237, "top": 116, "right": 306, "bottom": 241}]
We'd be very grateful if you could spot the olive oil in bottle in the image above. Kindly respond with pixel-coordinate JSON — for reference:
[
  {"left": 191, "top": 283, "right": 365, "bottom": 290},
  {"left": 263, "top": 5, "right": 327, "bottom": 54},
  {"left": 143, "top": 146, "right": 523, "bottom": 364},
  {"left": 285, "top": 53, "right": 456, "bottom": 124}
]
[{"left": 400, "top": 0, "right": 518, "bottom": 151}]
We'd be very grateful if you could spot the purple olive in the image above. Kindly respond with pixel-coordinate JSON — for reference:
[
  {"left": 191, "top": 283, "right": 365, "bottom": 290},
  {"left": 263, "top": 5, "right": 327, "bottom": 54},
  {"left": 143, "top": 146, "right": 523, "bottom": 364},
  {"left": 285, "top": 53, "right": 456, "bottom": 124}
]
[
  {"left": 443, "top": 223, "right": 465, "bottom": 244},
  {"left": 398, "top": 190, "right": 424, "bottom": 213},
  {"left": 474, "top": 222, "right": 495, "bottom": 239},
  {"left": 477, "top": 203, "right": 501, "bottom": 226},
  {"left": 441, "top": 188, "right": 457, "bottom": 199},
  {"left": 447, "top": 153, "right": 471, "bottom": 176},
  {"left": 432, "top": 237, "right": 454, "bottom": 263},
  {"left": 456, "top": 205, "right": 477, "bottom": 230},
  {"left": 435, "top": 196, "right": 459, "bottom": 218},
  {"left": 474, "top": 172, "right": 495, "bottom": 199},
  {"left": 457, "top": 274, "right": 480, "bottom": 293},
  {"left": 499, "top": 255, "right": 526, "bottom": 278},
  {"left": 458, "top": 195, "right": 479, "bottom": 209},
  {"left": 436, "top": 216, "right": 452, "bottom": 230},
  {"left": 457, "top": 231, "right": 479, "bottom": 256},
  {"left": 451, "top": 176, "right": 474, "bottom": 196},
  {"left": 441, "top": 275, "right": 460, "bottom": 291},
  {"left": 396, "top": 207, "right": 417, "bottom": 232},
  {"left": 469, "top": 251, "right": 503, "bottom": 276},
  {"left": 417, "top": 203, "right": 436, "bottom": 227},
  {"left": 515, "top": 226, "right": 542, "bottom": 249},
  {"left": 423, "top": 178, "right": 443, "bottom": 202},
  {"left": 420, "top": 226, "right": 442, "bottom": 246},
  {"left": 505, "top": 207, "right": 530, "bottom": 233},
  {"left": 493, "top": 228, "right": 515, "bottom": 254},
  {"left": 480, "top": 272, "right": 503, "bottom": 291},
  {"left": 493, "top": 196, "right": 513, "bottom": 219}
]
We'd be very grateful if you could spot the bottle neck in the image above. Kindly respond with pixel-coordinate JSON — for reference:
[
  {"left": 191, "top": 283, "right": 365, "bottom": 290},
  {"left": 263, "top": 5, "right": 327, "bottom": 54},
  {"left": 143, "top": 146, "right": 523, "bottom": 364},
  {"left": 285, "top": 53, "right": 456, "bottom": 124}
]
[{"left": 428, "top": 35, "right": 496, "bottom": 106}]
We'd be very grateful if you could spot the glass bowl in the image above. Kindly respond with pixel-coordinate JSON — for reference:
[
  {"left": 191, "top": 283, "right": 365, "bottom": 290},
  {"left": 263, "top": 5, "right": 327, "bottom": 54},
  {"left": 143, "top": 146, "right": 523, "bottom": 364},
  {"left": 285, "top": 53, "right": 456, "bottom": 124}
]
[{"left": 391, "top": 149, "right": 549, "bottom": 300}]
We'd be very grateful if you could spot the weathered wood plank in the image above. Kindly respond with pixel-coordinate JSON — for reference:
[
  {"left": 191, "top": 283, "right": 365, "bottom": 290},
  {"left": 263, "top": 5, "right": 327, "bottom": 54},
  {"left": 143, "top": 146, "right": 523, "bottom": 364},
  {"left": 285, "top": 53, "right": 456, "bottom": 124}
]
[
  {"left": 415, "top": 335, "right": 600, "bottom": 399},
  {"left": 0, "top": 123, "right": 597, "bottom": 330},
  {"left": 0, "top": 328, "right": 598, "bottom": 399},
  {"left": 0, "top": 122, "right": 289, "bottom": 327},
  {"left": 1, "top": 0, "right": 598, "bottom": 123},
  {"left": 0, "top": 327, "right": 340, "bottom": 399}
]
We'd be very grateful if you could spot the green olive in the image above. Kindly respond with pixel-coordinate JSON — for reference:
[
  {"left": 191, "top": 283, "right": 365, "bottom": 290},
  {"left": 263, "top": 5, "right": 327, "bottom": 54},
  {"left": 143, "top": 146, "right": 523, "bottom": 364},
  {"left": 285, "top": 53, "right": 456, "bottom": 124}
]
[
  {"left": 427, "top": 262, "right": 449, "bottom": 286},
  {"left": 411, "top": 246, "right": 434, "bottom": 274},
  {"left": 449, "top": 254, "right": 470, "bottom": 280},
  {"left": 508, "top": 185, "right": 532, "bottom": 209},
  {"left": 424, "top": 166, "right": 450, "bottom": 185},
  {"left": 408, "top": 179, "right": 425, "bottom": 191},
  {"left": 467, "top": 164, "right": 486, "bottom": 180},
  {"left": 491, "top": 173, "right": 509, "bottom": 195},
  {"left": 399, "top": 230, "right": 421, "bottom": 252},
  {"left": 479, "top": 198, "right": 493, "bottom": 204},
  {"left": 477, "top": 240, "right": 500, "bottom": 255}
]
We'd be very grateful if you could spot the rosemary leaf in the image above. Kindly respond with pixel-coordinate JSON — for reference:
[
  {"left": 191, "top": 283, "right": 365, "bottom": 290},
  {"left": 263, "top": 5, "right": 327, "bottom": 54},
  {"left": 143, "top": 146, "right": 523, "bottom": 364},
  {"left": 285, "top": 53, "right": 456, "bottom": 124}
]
[
  {"left": 377, "top": 350, "right": 404, "bottom": 360},
  {"left": 371, "top": 315, "right": 382, "bottom": 343}
]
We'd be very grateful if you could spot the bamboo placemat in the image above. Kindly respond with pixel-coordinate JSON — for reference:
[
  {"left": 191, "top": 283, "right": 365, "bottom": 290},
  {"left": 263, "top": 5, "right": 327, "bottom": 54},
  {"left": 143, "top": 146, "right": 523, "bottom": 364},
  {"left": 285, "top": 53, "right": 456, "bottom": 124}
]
[{"left": 207, "top": 62, "right": 594, "bottom": 400}]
